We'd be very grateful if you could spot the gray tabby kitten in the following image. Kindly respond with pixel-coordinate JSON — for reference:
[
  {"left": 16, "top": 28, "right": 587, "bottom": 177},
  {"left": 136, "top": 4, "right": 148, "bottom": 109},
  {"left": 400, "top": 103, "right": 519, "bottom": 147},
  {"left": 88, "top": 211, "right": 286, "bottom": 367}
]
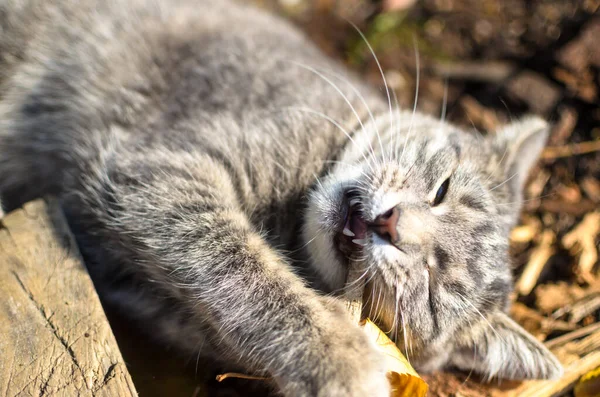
[{"left": 0, "top": 0, "right": 562, "bottom": 395}]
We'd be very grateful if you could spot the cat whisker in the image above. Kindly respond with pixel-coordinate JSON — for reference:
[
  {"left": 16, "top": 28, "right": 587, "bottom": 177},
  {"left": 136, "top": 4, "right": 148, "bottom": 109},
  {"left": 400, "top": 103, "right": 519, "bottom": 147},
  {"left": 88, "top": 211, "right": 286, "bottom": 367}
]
[
  {"left": 339, "top": 262, "right": 372, "bottom": 291},
  {"left": 312, "top": 172, "right": 325, "bottom": 191},
  {"left": 484, "top": 143, "right": 509, "bottom": 184},
  {"left": 287, "top": 62, "right": 382, "bottom": 150},
  {"left": 401, "top": 309, "right": 411, "bottom": 366},
  {"left": 322, "top": 160, "right": 374, "bottom": 181},
  {"left": 455, "top": 292, "right": 504, "bottom": 344},
  {"left": 440, "top": 79, "right": 449, "bottom": 125},
  {"left": 400, "top": 290, "right": 416, "bottom": 359},
  {"left": 390, "top": 87, "right": 402, "bottom": 161},
  {"left": 455, "top": 308, "right": 477, "bottom": 387},
  {"left": 466, "top": 117, "right": 485, "bottom": 142},
  {"left": 401, "top": 36, "right": 421, "bottom": 164},
  {"left": 496, "top": 192, "right": 557, "bottom": 207},
  {"left": 388, "top": 284, "right": 401, "bottom": 335},
  {"left": 347, "top": 19, "right": 390, "bottom": 165},
  {"left": 194, "top": 338, "right": 206, "bottom": 378},
  {"left": 287, "top": 61, "right": 380, "bottom": 170},
  {"left": 285, "top": 106, "right": 376, "bottom": 173},
  {"left": 340, "top": 268, "right": 374, "bottom": 297},
  {"left": 500, "top": 98, "right": 515, "bottom": 124},
  {"left": 289, "top": 231, "right": 321, "bottom": 255},
  {"left": 370, "top": 279, "right": 384, "bottom": 325},
  {"left": 344, "top": 180, "right": 376, "bottom": 201},
  {"left": 489, "top": 171, "right": 518, "bottom": 191}
]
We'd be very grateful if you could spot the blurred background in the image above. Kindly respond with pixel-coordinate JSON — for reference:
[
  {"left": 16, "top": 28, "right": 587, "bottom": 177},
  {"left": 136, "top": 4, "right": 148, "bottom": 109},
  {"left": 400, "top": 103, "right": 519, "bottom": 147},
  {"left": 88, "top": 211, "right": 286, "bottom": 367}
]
[{"left": 114, "top": 1, "right": 600, "bottom": 396}]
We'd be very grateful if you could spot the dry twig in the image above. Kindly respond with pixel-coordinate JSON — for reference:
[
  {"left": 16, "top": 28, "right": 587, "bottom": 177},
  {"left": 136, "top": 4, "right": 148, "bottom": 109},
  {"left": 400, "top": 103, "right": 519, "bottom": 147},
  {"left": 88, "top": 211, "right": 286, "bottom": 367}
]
[
  {"left": 542, "top": 140, "right": 600, "bottom": 159},
  {"left": 562, "top": 211, "right": 600, "bottom": 278},
  {"left": 546, "top": 322, "right": 600, "bottom": 349},
  {"left": 516, "top": 230, "right": 556, "bottom": 296},
  {"left": 509, "top": 351, "right": 600, "bottom": 397}
]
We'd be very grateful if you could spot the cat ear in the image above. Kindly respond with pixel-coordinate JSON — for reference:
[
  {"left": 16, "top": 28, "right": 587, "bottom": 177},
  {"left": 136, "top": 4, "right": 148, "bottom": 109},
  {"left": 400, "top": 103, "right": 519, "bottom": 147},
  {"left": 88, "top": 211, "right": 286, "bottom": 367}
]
[
  {"left": 450, "top": 311, "right": 563, "bottom": 381},
  {"left": 491, "top": 116, "right": 549, "bottom": 193}
]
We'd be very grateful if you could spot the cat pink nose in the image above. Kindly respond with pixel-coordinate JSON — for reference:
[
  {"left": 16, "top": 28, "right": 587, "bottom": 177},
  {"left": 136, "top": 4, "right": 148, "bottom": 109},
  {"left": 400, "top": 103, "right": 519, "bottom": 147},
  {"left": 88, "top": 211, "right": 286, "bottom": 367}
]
[{"left": 370, "top": 207, "right": 400, "bottom": 244}]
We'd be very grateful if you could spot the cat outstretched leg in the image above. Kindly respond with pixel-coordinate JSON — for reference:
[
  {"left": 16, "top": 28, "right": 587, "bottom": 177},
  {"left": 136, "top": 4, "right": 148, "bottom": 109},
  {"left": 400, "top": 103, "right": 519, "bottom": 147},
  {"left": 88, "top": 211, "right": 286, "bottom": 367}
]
[{"left": 67, "top": 152, "right": 390, "bottom": 397}]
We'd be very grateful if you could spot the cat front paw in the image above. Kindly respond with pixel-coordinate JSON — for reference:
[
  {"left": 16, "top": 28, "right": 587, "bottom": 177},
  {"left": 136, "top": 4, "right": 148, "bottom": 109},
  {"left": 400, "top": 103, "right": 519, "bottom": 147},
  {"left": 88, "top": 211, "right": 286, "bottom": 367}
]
[
  {"left": 317, "top": 325, "right": 391, "bottom": 397},
  {"left": 278, "top": 305, "right": 391, "bottom": 397},
  {"left": 281, "top": 329, "right": 390, "bottom": 397},
  {"left": 319, "top": 362, "right": 391, "bottom": 397}
]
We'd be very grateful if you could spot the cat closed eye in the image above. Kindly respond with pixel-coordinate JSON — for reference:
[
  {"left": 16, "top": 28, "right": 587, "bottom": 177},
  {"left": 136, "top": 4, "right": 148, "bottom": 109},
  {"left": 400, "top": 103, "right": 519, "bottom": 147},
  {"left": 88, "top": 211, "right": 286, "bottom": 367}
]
[{"left": 432, "top": 178, "right": 450, "bottom": 206}]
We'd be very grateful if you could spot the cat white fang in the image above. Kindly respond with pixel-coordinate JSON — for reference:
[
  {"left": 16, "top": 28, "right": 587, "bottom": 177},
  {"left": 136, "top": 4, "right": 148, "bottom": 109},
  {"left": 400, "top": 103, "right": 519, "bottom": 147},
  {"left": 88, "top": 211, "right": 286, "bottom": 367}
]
[{"left": 343, "top": 227, "right": 355, "bottom": 237}]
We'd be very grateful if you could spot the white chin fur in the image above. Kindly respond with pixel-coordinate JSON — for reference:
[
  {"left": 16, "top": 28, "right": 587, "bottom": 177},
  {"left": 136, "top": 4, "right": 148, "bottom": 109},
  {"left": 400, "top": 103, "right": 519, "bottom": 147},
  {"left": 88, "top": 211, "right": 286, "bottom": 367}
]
[
  {"left": 302, "top": 202, "right": 346, "bottom": 289},
  {"left": 303, "top": 166, "right": 368, "bottom": 290},
  {"left": 371, "top": 234, "right": 400, "bottom": 264}
]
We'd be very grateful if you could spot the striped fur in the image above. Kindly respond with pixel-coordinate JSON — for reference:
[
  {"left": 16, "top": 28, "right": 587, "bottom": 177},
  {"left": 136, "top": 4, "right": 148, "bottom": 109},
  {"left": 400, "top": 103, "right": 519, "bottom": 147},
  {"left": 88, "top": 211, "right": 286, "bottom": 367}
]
[{"left": 0, "top": 0, "right": 561, "bottom": 395}]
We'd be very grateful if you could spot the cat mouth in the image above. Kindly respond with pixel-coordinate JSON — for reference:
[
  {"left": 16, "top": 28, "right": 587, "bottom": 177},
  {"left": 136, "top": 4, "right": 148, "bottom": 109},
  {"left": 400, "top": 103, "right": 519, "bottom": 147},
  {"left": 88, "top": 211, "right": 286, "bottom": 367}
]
[{"left": 334, "top": 190, "right": 368, "bottom": 258}]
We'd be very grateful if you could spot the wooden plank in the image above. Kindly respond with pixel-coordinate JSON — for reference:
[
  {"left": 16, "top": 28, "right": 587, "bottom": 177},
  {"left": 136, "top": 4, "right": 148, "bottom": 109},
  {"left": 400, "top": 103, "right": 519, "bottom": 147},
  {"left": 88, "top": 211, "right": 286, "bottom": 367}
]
[{"left": 0, "top": 199, "right": 137, "bottom": 396}]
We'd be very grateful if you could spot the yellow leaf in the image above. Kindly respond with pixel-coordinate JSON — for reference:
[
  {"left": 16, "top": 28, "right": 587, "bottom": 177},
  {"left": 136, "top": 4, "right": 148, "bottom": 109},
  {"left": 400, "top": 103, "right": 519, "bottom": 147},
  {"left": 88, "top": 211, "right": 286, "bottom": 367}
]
[
  {"left": 361, "top": 319, "right": 429, "bottom": 397},
  {"left": 574, "top": 365, "right": 600, "bottom": 397}
]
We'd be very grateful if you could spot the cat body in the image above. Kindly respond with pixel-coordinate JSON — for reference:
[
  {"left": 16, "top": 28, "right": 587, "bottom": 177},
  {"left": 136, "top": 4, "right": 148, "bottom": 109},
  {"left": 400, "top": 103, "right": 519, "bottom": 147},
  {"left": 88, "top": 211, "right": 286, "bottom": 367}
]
[{"left": 0, "top": 0, "right": 561, "bottom": 395}]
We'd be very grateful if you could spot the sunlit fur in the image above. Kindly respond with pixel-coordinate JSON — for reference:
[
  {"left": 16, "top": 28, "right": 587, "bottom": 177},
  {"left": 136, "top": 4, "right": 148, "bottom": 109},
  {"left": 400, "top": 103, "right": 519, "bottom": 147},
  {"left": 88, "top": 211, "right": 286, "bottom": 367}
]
[
  {"left": 304, "top": 113, "right": 562, "bottom": 379},
  {"left": 0, "top": 0, "right": 561, "bottom": 395}
]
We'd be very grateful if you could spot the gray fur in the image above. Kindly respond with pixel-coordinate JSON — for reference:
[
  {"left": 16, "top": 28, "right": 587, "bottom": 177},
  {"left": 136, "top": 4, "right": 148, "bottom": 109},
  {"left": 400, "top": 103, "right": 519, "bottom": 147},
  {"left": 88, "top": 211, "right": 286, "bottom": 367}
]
[{"left": 0, "top": 0, "right": 561, "bottom": 395}]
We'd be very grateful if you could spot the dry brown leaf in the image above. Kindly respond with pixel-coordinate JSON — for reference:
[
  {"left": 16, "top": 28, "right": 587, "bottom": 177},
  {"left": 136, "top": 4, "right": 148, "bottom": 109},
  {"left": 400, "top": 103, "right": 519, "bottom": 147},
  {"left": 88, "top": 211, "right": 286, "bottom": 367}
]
[
  {"left": 361, "top": 319, "right": 428, "bottom": 397},
  {"left": 345, "top": 261, "right": 428, "bottom": 396}
]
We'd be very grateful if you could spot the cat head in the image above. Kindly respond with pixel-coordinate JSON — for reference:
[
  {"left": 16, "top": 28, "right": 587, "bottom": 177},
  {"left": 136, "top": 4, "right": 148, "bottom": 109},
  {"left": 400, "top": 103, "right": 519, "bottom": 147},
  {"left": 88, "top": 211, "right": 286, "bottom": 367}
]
[{"left": 303, "top": 112, "right": 562, "bottom": 380}]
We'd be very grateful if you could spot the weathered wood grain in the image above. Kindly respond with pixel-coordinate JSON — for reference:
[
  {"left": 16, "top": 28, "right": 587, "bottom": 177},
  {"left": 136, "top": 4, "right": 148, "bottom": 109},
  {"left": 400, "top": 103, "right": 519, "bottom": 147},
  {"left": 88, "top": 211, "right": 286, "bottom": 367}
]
[{"left": 0, "top": 199, "right": 137, "bottom": 397}]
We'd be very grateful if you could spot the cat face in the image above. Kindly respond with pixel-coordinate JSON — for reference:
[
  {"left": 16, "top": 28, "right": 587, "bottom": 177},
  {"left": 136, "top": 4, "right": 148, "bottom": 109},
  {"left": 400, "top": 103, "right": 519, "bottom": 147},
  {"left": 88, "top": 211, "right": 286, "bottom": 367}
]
[{"left": 303, "top": 112, "right": 563, "bottom": 380}]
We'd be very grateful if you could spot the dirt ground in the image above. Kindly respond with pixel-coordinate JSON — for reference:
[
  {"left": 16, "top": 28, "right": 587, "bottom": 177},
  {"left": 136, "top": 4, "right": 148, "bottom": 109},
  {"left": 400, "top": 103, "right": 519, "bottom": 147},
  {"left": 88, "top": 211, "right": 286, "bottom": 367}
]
[{"left": 110, "top": 1, "right": 600, "bottom": 396}]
